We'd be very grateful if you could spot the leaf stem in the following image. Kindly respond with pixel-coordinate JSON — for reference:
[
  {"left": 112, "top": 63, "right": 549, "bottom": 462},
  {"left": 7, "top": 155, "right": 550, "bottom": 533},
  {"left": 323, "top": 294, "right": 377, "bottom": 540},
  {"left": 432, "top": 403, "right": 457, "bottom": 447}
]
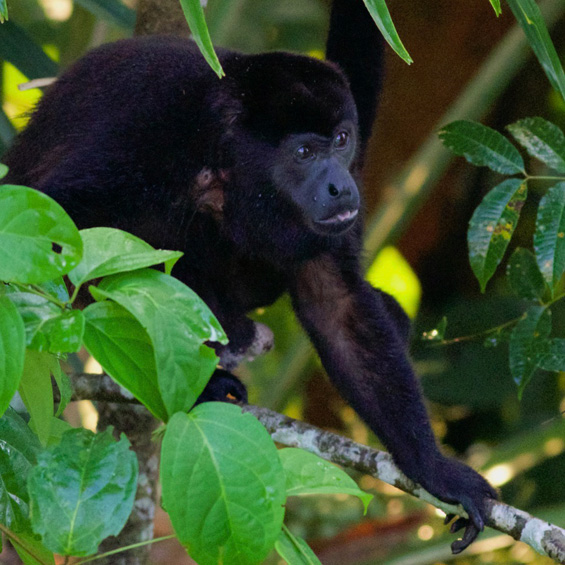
[
  {"left": 11, "top": 282, "right": 68, "bottom": 309},
  {"left": 524, "top": 174, "right": 565, "bottom": 181},
  {"left": 75, "top": 534, "right": 176, "bottom": 564},
  {"left": 0, "top": 523, "right": 51, "bottom": 565}
]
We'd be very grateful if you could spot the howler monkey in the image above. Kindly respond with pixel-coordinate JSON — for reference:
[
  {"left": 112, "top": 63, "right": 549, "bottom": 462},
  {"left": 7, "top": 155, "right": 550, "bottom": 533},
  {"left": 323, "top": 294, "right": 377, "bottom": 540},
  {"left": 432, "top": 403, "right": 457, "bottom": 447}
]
[{"left": 2, "top": 0, "right": 497, "bottom": 553}]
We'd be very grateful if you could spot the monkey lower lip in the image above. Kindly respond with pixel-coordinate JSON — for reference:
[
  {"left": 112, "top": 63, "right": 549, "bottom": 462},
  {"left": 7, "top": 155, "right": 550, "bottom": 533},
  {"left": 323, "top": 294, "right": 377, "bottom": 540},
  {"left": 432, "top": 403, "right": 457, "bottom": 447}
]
[{"left": 318, "top": 209, "right": 359, "bottom": 224}]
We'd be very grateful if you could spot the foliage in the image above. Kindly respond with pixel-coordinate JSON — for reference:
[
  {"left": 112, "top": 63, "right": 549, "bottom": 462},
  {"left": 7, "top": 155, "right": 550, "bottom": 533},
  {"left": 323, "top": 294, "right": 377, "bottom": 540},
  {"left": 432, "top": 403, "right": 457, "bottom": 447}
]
[
  {"left": 439, "top": 117, "right": 565, "bottom": 396},
  {"left": 0, "top": 182, "right": 371, "bottom": 564}
]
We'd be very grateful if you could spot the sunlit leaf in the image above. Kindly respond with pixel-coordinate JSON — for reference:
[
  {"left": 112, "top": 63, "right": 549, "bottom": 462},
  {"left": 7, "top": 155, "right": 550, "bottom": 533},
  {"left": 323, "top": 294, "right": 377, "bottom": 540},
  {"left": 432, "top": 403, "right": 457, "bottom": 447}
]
[
  {"left": 68, "top": 227, "right": 182, "bottom": 287},
  {"left": 28, "top": 428, "right": 138, "bottom": 556},
  {"left": 0, "top": 0, "right": 8, "bottom": 23},
  {"left": 488, "top": 0, "right": 502, "bottom": 16},
  {"left": 0, "top": 295, "right": 25, "bottom": 416},
  {"left": 509, "top": 305, "right": 551, "bottom": 397},
  {"left": 508, "top": 117, "right": 565, "bottom": 173},
  {"left": 161, "top": 405, "right": 286, "bottom": 565},
  {"left": 83, "top": 300, "right": 167, "bottom": 421},
  {"left": 18, "top": 351, "right": 57, "bottom": 446},
  {"left": 275, "top": 525, "right": 321, "bottom": 565},
  {"left": 0, "top": 163, "right": 8, "bottom": 179},
  {"left": 362, "top": 0, "right": 412, "bottom": 64},
  {"left": 468, "top": 179, "right": 527, "bottom": 291},
  {"left": 0, "top": 185, "right": 83, "bottom": 284},
  {"left": 279, "top": 448, "right": 372, "bottom": 513},
  {"left": 179, "top": 0, "right": 224, "bottom": 77},
  {"left": 0, "top": 408, "right": 41, "bottom": 533},
  {"left": 506, "top": 0, "right": 565, "bottom": 101},
  {"left": 439, "top": 120, "right": 525, "bottom": 174},
  {"left": 534, "top": 182, "right": 565, "bottom": 294},
  {"left": 506, "top": 247, "right": 547, "bottom": 300},
  {"left": 91, "top": 269, "right": 226, "bottom": 417}
]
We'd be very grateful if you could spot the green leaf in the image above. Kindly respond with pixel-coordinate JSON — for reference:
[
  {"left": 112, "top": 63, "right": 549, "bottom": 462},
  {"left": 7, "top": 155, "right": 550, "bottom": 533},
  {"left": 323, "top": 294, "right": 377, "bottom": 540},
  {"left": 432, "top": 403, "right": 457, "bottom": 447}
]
[
  {"left": 508, "top": 117, "right": 565, "bottom": 173},
  {"left": 27, "top": 428, "right": 138, "bottom": 557},
  {"left": 68, "top": 227, "right": 182, "bottom": 288},
  {"left": 12, "top": 533, "right": 55, "bottom": 565},
  {"left": 18, "top": 351, "right": 58, "bottom": 446},
  {"left": 0, "top": 185, "right": 83, "bottom": 284},
  {"left": 506, "top": 247, "right": 547, "bottom": 300},
  {"left": 488, "top": 0, "right": 502, "bottom": 16},
  {"left": 509, "top": 305, "right": 551, "bottom": 397},
  {"left": 536, "top": 338, "right": 565, "bottom": 371},
  {"left": 506, "top": 0, "right": 565, "bottom": 101},
  {"left": 161, "top": 405, "right": 286, "bottom": 565},
  {"left": 83, "top": 301, "right": 168, "bottom": 421},
  {"left": 468, "top": 179, "right": 527, "bottom": 291},
  {"left": 0, "top": 163, "right": 8, "bottom": 179},
  {"left": 179, "top": 0, "right": 224, "bottom": 78},
  {"left": 275, "top": 525, "right": 321, "bottom": 565},
  {"left": 0, "top": 0, "right": 7, "bottom": 23},
  {"left": 439, "top": 120, "right": 525, "bottom": 174},
  {"left": 0, "top": 21, "right": 58, "bottom": 79},
  {"left": 74, "top": 0, "right": 135, "bottom": 30},
  {"left": 362, "top": 0, "right": 412, "bottom": 64},
  {"left": 52, "top": 362, "right": 71, "bottom": 418},
  {"left": 534, "top": 182, "right": 565, "bottom": 294},
  {"left": 279, "top": 448, "right": 372, "bottom": 513},
  {"left": 0, "top": 295, "right": 25, "bottom": 416},
  {"left": 0, "top": 408, "right": 41, "bottom": 533},
  {"left": 91, "top": 269, "right": 226, "bottom": 416},
  {"left": 7, "top": 291, "right": 84, "bottom": 353}
]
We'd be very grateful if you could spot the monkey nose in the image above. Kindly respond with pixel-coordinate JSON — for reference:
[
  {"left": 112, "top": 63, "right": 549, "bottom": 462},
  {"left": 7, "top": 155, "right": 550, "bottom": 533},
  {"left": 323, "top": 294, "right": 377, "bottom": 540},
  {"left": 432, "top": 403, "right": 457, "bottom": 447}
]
[{"left": 328, "top": 183, "right": 352, "bottom": 198}]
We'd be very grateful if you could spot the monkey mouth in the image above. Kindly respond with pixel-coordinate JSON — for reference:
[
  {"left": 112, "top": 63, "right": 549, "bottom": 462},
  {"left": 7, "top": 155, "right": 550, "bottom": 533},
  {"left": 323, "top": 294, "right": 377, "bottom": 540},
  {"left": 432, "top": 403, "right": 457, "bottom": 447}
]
[{"left": 317, "top": 208, "right": 359, "bottom": 225}]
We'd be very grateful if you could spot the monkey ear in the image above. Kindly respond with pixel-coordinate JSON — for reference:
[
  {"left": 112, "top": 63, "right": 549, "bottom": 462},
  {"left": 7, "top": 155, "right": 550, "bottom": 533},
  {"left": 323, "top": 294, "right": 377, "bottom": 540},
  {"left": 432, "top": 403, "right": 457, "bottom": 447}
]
[{"left": 192, "top": 167, "right": 229, "bottom": 220}]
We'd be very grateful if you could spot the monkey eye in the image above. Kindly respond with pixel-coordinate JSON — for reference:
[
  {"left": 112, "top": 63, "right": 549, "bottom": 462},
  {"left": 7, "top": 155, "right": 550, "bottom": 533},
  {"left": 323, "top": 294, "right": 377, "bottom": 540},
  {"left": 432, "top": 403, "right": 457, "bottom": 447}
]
[
  {"left": 334, "top": 131, "right": 349, "bottom": 149},
  {"left": 295, "top": 145, "right": 315, "bottom": 161}
]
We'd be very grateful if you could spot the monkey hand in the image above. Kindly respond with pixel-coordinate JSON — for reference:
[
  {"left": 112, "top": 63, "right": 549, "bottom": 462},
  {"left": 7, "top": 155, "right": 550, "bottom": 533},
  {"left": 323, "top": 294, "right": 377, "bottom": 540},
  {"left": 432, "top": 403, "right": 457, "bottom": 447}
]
[{"left": 419, "top": 456, "right": 497, "bottom": 554}]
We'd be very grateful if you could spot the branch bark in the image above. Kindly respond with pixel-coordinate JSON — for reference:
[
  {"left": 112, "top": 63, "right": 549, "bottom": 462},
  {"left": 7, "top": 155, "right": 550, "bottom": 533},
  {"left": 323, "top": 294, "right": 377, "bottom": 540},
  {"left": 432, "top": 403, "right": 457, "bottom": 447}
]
[{"left": 67, "top": 373, "right": 565, "bottom": 564}]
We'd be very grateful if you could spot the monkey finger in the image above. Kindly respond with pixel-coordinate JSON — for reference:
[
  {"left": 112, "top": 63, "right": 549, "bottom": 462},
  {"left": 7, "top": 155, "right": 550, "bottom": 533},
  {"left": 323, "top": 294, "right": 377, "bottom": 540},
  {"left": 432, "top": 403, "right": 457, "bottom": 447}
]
[
  {"left": 449, "top": 517, "right": 467, "bottom": 534},
  {"left": 443, "top": 513, "right": 456, "bottom": 525},
  {"left": 451, "top": 523, "right": 480, "bottom": 554}
]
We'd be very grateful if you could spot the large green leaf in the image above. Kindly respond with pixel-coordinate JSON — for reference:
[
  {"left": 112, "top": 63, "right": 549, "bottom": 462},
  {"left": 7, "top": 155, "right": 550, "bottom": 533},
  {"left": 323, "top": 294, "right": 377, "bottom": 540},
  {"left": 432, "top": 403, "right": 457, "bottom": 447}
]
[
  {"left": 0, "top": 185, "right": 83, "bottom": 284},
  {"left": 0, "top": 296, "right": 25, "bottom": 416},
  {"left": 279, "top": 448, "right": 372, "bottom": 513},
  {"left": 27, "top": 428, "right": 138, "bottom": 556},
  {"left": 0, "top": 408, "right": 41, "bottom": 533},
  {"left": 7, "top": 290, "right": 84, "bottom": 353},
  {"left": 506, "top": 0, "right": 565, "bottom": 101},
  {"left": 534, "top": 182, "right": 565, "bottom": 294},
  {"left": 69, "top": 227, "right": 182, "bottom": 287},
  {"left": 275, "top": 525, "right": 321, "bottom": 565},
  {"left": 362, "top": 0, "right": 412, "bottom": 64},
  {"left": 507, "top": 117, "right": 565, "bottom": 173},
  {"left": 468, "top": 179, "right": 527, "bottom": 291},
  {"left": 74, "top": 0, "right": 135, "bottom": 30},
  {"left": 161, "top": 405, "right": 286, "bottom": 565},
  {"left": 91, "top": 270, "right": 226, "bottom": 416},
  {"left": 509, "top": 305, "right": 551, "bottom": 397},
  {"left": 439, "top": 120, "right": 525, "bottom": 174},
  {"left": 83, "top": 300, "right": 168, "bottom": 421},
  {"left": 179, "top": 0, "right": 224, "bottom": 78},
  {"left": 18, "top": 351, "right": 58, "bottom": 446},
  {"left": 0, "top": 21, "right": 58, "bottom": 79},
  {"left": 506, "top": 247, "right": 547, "bottom": 300}
]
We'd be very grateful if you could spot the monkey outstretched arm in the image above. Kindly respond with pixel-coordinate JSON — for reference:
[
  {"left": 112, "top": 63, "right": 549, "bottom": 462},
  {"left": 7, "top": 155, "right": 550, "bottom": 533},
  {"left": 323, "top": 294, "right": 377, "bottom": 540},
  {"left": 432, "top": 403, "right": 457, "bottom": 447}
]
[{"left": 290, "top": 254, "right": 497, "bottom": 553}]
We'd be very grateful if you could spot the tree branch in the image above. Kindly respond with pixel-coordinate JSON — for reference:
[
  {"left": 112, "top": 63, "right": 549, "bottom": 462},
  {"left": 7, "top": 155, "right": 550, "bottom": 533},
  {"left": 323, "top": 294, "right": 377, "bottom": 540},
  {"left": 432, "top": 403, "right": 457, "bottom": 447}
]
[{"left": 66, "top": 373, "right": 565, "bottom": 564}]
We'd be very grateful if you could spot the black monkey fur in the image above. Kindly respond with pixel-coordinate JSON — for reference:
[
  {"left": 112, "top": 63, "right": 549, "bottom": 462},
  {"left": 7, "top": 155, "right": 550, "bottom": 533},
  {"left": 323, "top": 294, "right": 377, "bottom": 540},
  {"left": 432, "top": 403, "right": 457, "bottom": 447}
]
[{"left": 2, "top": 0, "right": 497, "bottom": 553}]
